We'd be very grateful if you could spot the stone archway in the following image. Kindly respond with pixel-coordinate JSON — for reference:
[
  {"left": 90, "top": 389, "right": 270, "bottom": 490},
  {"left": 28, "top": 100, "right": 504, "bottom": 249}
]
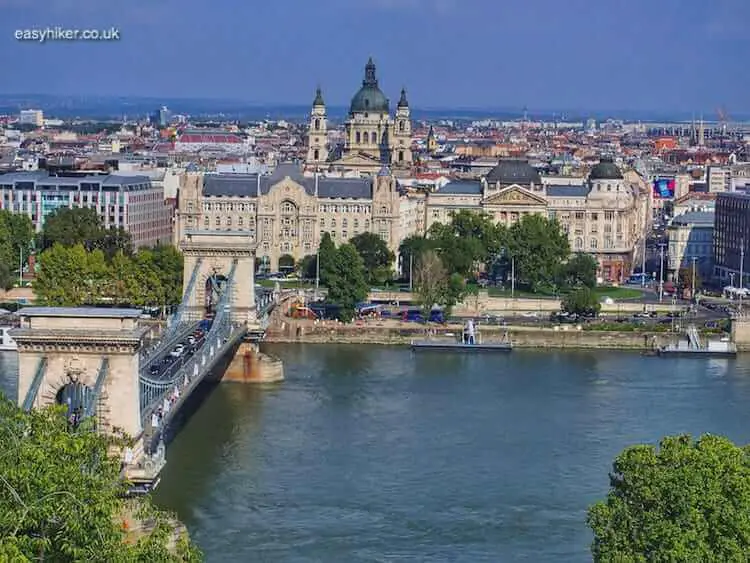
[{"left": 204, "top": 273, "right": 228, "bottom": 318}]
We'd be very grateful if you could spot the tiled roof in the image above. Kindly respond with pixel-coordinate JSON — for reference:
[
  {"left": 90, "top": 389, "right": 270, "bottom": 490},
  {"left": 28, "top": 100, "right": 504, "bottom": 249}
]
[
  {"left": 434, "top": 181, "right": 482, "bottom": 195},
  {"left": 546, "top": 185, "right": 590, "bottom": 197},
  {"left": 203, "top": 164, "right": 374, "bottom": 200}
]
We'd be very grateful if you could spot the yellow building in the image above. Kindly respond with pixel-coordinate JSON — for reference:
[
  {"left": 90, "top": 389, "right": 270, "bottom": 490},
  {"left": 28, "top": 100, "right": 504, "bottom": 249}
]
[{"left": 425, "top": 158, "right": 650, "bottom": 283}]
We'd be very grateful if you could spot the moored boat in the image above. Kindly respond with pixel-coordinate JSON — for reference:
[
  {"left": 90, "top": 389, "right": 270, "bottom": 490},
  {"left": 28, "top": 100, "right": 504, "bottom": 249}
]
[
  {"left": 411, "top": 320, "right": 512, "bottom": 352},
  {"left": 656, "top": 324, "right": 737, "bottom": 358}
]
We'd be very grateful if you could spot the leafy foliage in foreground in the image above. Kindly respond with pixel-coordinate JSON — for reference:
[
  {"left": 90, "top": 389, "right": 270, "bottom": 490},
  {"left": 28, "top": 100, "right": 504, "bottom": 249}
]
[
  {"left": 0, "top": 398, "right": 201, "bottom": 561},
  {"left": 588, "top": 434, "right": 750, "bottom": 562}
]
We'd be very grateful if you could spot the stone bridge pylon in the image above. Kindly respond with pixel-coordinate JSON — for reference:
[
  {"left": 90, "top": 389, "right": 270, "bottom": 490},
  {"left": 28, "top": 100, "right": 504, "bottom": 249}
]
[
  {"left": 14, "top": 307, "right": 147, "bottom": 443},
  {"left": 180, "top": 231, "right": 259, "bottom": 330}
]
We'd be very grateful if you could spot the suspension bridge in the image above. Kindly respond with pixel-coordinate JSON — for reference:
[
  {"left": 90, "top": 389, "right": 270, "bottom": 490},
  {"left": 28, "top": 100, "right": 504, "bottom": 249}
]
[{"left": 13, "top": 231, "right": 283, "bottom": 487}]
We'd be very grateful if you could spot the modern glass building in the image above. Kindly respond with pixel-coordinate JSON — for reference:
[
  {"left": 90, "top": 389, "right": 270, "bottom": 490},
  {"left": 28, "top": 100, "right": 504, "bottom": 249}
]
[
  {"left": 0, "top": 170, "right": 174, "bottom": 248},
  {"left": 713, "top": 192, "right": 750, "bottom": 286}
]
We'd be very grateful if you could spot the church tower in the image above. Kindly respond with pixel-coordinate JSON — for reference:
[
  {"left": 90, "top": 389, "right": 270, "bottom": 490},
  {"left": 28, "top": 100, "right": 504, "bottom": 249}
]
[
  {"left": 306, "top": 87, "right": 328, "bottom": 168},
  {"left": 426, "top": 125, "right": 437, "bottom": 153},
  {"left": 392, "top": 88, "right": 413, "bottom": 167}
]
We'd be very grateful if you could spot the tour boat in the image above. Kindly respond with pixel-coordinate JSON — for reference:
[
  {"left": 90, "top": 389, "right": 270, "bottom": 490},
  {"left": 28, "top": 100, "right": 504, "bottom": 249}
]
[
  {"left": 411, "top": 321, "right": 512, "bottom": 352},
  {"left": 0, "top": 327, "right": 17, "bottom": 351}
]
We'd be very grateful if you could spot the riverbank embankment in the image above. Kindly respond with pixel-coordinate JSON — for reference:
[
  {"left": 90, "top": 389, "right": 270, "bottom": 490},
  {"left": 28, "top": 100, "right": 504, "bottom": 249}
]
[{"left": 265, "top": 320, "right": 685, "bottom": 350}]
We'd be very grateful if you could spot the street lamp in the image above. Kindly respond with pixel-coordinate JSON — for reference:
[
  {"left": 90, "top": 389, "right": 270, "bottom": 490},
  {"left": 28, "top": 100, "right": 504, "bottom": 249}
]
[{"left": 658, "top": 242, "right": 667, "bottom": 302}]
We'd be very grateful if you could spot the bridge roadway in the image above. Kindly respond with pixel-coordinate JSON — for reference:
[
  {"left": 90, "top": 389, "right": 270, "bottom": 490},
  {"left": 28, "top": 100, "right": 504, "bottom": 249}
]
[{"left": 135, "top": 285, "right": 277, "bottom": 458}]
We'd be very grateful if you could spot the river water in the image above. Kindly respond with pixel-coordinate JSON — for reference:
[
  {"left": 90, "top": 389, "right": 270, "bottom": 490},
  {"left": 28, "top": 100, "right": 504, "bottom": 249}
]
[{"left": 3, "top": 346, "right": 750, "bottom": 561}]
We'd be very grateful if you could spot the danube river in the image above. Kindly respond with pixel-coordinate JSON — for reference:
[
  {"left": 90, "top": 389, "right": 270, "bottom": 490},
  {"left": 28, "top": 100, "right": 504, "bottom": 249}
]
[{"left": 4, "top": 346, "right": 750, "bottom": 561}]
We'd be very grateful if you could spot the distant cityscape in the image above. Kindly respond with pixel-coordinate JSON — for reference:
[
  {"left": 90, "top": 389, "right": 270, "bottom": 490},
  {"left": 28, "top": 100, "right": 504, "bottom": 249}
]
[{"left": 2, "top": 57, "right": 750, "bottom": 290}]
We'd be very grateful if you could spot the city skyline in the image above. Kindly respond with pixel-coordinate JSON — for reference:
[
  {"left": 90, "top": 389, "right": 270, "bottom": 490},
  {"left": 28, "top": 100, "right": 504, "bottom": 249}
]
[{"left": 1, "top": 0, "right": 749, "bottom": 115}]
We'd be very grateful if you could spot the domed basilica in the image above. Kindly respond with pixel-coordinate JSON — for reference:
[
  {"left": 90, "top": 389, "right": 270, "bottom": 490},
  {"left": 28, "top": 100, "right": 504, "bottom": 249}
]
[{"left": 306, "top": 58, "right": 413, "bottom": 174}]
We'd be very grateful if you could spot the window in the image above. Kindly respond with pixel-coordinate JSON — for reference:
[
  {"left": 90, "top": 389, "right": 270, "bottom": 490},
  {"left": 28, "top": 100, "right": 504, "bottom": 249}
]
[
  {"left": 331, "top": 218, "right": 336, "bottom": 228},
  {"left": 215, "top": 216, "right": 220, "bottom": 227},
  {"left": 314, "top": 118, "right": 321, "bottom": 130},
  {"left": 187, "top": 201, "right": 193, "bottom": 212},
  {"left": 342, "top": 218, "right": 348, "bottom": 228},
  {"left": 238, "top": 217, "right": 244, "bottom": 227},
  {"left": 320, "top": 218, "right": 326, "bottom": 228},
  {"left": 356, "top": 131, "right": 361, "bottom": 143},
  {"left": 590, "top": 238, "right": 598, "bottom": 249},
  {"left": 399, "top": 151, "right": 404, "bottom": 162},
  {"left": 353, "top": 218, "right": 359, "bottom": 229},
  {"left": 399, "top": 121, "right": 405, "bottom": 132},
  {"left": 575, "top": 237, "right": 583, "bottom": 250},
  {"left": 282, "top": 201, "right": 295, "bottom": 214},
  {"left": 203, "top": 202, "right": 210, "bottom": 212},
  {"left": 314, "top": 149, "right": 319, "bottom": 160},
  {"left": 363, "top": 132, "right": 369, "bottom": 143},
  {"left": 204, "top": 216, "right": 209, "bottom": 228},
  {"left": 226, "top": 217, "right": 232, "bottom": 227}
]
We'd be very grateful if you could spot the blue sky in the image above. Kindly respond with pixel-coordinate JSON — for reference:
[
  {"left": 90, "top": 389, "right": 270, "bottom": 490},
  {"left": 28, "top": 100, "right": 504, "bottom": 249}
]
[{"left": 1, "top": 0, "right": 748, "bottom": 114}]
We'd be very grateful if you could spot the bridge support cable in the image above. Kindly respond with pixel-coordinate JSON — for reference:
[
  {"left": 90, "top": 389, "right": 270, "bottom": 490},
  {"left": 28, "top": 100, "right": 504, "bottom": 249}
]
[
  {"left": 170, "top": 258, "right": 203, "bottom": 329},
  {"left": 22, "top": 357, "right": 48, "bottom": 411},
  {"left": 83, "top": 358, "right": 110, "bottom": 419}
]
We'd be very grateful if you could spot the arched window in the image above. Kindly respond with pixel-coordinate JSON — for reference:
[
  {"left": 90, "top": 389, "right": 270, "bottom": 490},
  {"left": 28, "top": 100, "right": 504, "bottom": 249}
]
[
  {"left": 372, "top": 131, "right": 377, "bottom": 143},
  {"left": 331, "top": 218, "right": 337, "bottom": 228},
  {"left": 398, "top": 151, "right": 404, "bottom": 162},
  {"left": 282, "top": 201, "right": 296, "bottom": 214},
  {"left": 314, "top": 149, "right": 319, "bottom": 161},
  {"left": 380, "top": 205, "right": 387, "bottom": 214},
  {"left": 356, "top": 131, "right": 361, "bottom": 143},
  {"left": 314, "top": 118, "right": 321, "bottom": 130},
  {"left": 363, "top": 132, "right": 369, "bottom": 144},
  {"left": 575, "top": 237, "right": 583, "bottom": 250},
  {"left": 399, "top": 121, "right": 405, "bottom": 132}
]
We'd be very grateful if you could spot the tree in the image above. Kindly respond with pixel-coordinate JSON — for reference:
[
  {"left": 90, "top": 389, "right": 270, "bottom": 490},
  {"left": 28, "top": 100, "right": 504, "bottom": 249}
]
[
  {"left": 350, "top": 232, "right": 395, "bottom": 285},
  {"left": 278, "top": 254, "right": 295, "bottom": 272},
  {"left": 149, "top": 245, "right": 184, "bottom": 307},
  {"left": 588, "top": 434, "right": 750, "bottom": 562},
  {"left": 561, "top": 287, "right": 600, "bottom": 317},
  {"left": 317, "top": 232, "right": 337, "bottom": 287},
  {"left": 0, "top": 210, "right": 35, "bottom": 288},
  {"left": 559, "top": 253, "right": 598, "bottom": 290},
  {"left": 507, "top": 214, "right": 570, "bottom": 293},
  {"left": 0, "top": 398, "right": 201, "bottom": 561},
  {"left": 678, "top": 266, "right": 702, "bottom": 292},
  {"left": 325, "top": 243, "right": 369, "bottom": 322},
  {"left": 40, "top": 207, "right": 104, "bottom": 250},
  {"left": 298, "top": 254, "right": 317, "bottom": 280},
  {"left": 34, "top": 244, "right": 93, "bottom": 306},
  {"left": 414, "top": 249, "right": 447, "bottom": 318},
  {"left": 100, "top": 225, "right": 133, "bottom": 259},
  {"left": 398, "top": 235, "right": 434, "bottom": 283},
  {"left": 107, "top": 251, "right": 140, "bottom": 305}
]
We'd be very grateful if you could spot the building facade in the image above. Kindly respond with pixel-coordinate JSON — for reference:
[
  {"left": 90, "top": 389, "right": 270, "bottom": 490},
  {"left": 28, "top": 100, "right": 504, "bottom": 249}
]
[
  {"left": 714, "top": 192, "right": 750, "bottom": 287},
  {"left": 667, "top": 211, "right": 714, "bottom": 281},
  {"left": 19, "top": 109, "right": 43, "bottom": 127},
  {"left": 0, "top": 171, "right": 173, "bottom": 248},
  {"left": 424, "top": 158, "right": 649, "bottom": 283},
  {"left": 306, "top": 58, "right": 413, "bottom": 175},
  {"left": 176, "top": 164, "right": 422, "bottom": 271}
]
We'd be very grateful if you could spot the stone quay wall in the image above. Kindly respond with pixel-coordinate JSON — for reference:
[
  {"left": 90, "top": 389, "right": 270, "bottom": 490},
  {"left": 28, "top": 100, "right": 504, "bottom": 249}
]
[{"left": 266, "top": 322, "right": 675, "bottom": 351}]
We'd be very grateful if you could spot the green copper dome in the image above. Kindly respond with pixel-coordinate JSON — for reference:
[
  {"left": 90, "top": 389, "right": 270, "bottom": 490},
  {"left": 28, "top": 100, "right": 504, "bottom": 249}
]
[
  {"left": 589, "top": 156, "right": 623, "bottom": 180},
  {"left": 349, "top": 58, "right": 389, "bottom": 115}
]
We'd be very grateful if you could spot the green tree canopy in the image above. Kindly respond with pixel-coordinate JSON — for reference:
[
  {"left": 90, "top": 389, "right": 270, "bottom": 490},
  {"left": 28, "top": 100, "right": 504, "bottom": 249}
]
[
  {"left": 413, "top": 249, "right": 447, "bottom": 317},
  {"left": 398, "top": 235, "right": 435, "bottom": 282},
  {"left": 298, "top": 254, "right": 317, "bottom": 280},
  {"left": 350, "top": 232, "right": 395, "bottom": 285},
  {"left": 39, "top": 207, "right": 133, "bottom": 257},
  {"left": 325, "top": 243, "right": 369, "bottom": 322},
  {"left": 0, "top": 398, "right": 201, "bottom": 561},
  {"left": 561, "top": 287, "right": 600, "bottom": 317},
  {"left": 507, "top": 214, "right": 570, "bottom": 293},
  {"left": 0, "top": 209, "right": 35, "bottom": 289},
  {"left": 317, "top": 232, "right": 337, "bottom": 287},
  {"left": 427, "top": 210, "right": 505, "bottom": 277},
  {"left": 588, "top": 434, "right": 750, "bottom": 562},
  {"left": 558, "top": 253, "right": 598, "bottom": 290}
]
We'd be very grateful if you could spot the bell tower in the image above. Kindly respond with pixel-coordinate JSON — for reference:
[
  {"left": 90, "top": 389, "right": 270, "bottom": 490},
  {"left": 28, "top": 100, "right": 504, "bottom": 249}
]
[
  {"left": 306, "top": 87, "right": 328, "bottom": 168},
  {"left": 392, "top": 88, "right": 413, "bottom": 167}
]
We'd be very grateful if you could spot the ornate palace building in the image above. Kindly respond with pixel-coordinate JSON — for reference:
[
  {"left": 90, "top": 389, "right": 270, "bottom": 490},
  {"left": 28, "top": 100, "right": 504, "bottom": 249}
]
[
  {"left": 305, "top": 58, "right": 413, "bottom": 175},
  {"left": 176, "top": 164, "right": 424, "bottom": 271},
  {"left": 424, "top": 158, "right": 649, "bottom": 283}
]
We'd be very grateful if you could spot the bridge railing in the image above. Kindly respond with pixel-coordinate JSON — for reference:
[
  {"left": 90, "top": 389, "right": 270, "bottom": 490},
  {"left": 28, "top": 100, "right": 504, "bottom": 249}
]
[
  {"left": 139, "top": 321, "right": 201, "bottom": 375},
  {"left": 169, "top": 258, "right": 203, "bottom": 331},
  {"left": 139, "top": 259, "right": 238, "bottom": 423}
]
